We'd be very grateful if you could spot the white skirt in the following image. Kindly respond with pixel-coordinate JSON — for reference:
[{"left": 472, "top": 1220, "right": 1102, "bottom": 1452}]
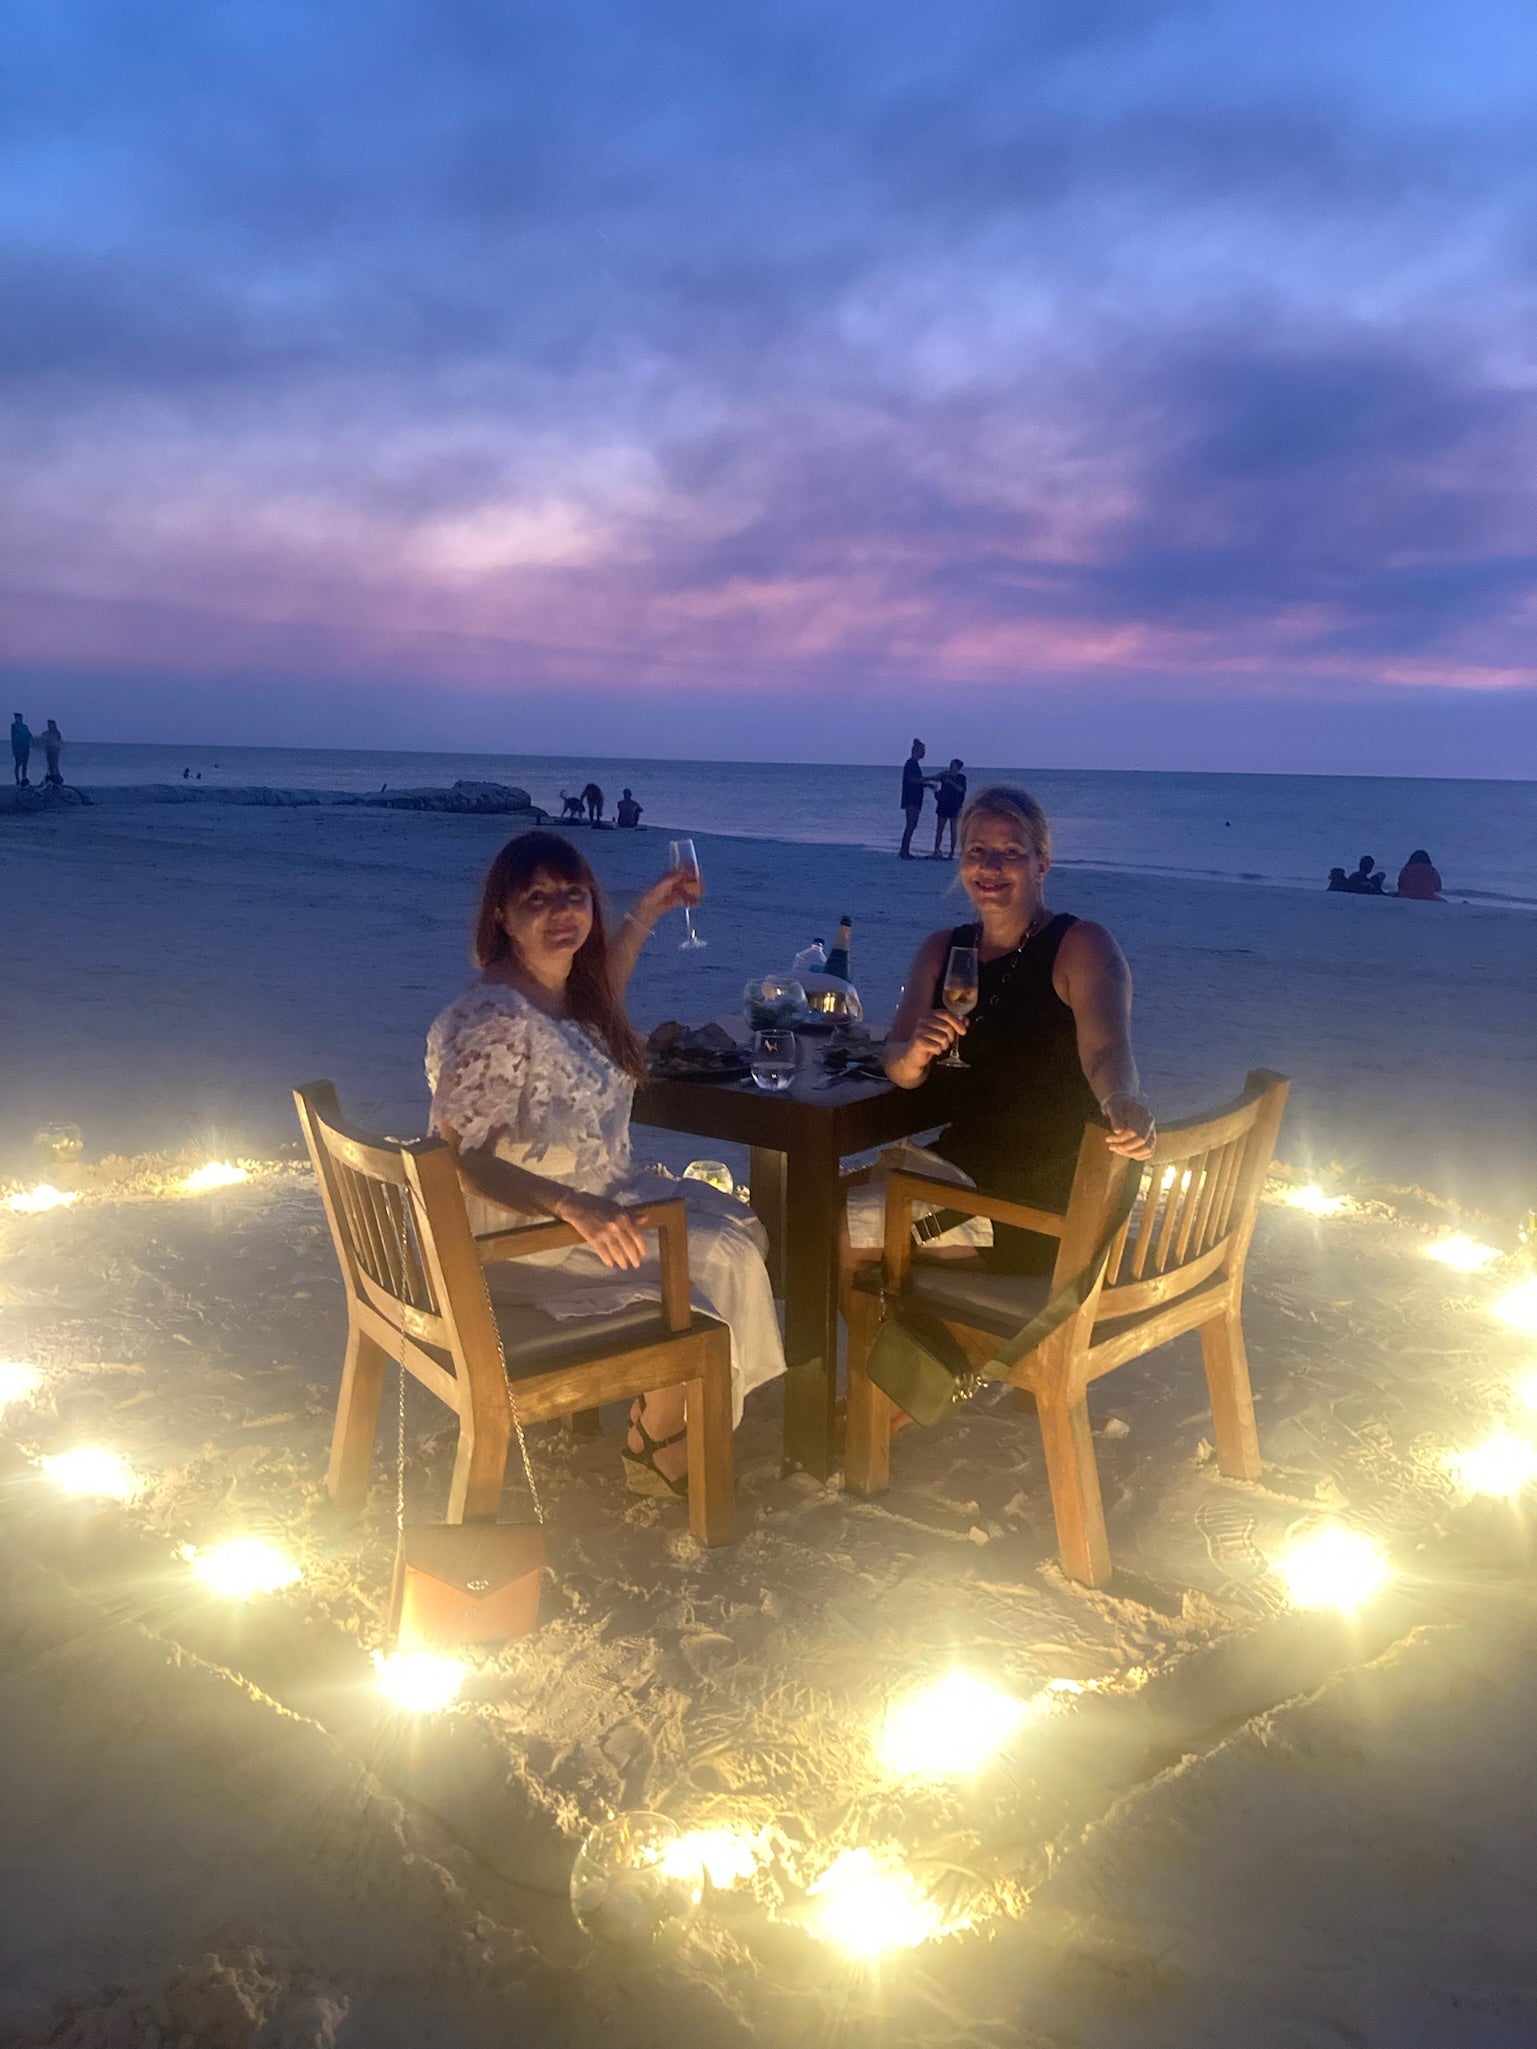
[
  {"left": 478, "top": 1172, "right": 785, "bottom": 1426},
  {"left": 844, "top": 1143, "right": 994, "bottom": 1252}
]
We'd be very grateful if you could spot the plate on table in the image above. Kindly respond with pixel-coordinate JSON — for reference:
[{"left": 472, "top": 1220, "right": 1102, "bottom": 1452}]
[{"left": 647, "top": 1048, "right": 753, "bottom": 1083}]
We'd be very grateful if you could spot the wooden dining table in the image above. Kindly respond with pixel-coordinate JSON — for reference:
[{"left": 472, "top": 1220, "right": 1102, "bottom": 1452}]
[{"left": 635, "top": 1034, "right": 951, "bottom": 1478}]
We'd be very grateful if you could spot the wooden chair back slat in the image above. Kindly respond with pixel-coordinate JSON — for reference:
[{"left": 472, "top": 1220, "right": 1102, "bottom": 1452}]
[
  {"left": 1187, "top": 1139, "right": 1228, "bottom": 1257},
  {"left": 1172, "top": 1150, "right": 1211, "bottom": 1264},
  {"left": 1127, "top": 1168, "right": 1162, "bottom": 1279},
  {"left": 1210, "top": 1134, "right": 1246, "bottom": 1243}
]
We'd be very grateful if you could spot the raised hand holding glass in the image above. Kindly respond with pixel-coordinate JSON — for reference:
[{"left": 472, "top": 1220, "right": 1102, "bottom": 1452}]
[
  {"left": 940, "top": 945, "right": 978, "bottom": 1069},
  {"left": 669, "top": 839, "right": 706, "bottom": 951}
]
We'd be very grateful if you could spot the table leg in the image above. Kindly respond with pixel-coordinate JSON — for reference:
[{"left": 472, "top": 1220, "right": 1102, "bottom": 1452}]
[
  {"left": 780, "top": 1129, "right": 841, "bottom": 1479},
  {"left": 748, "top": 1145, "right": 786, "bottom": 1293}
]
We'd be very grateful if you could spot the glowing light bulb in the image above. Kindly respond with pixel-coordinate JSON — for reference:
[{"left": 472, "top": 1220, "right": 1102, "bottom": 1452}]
[
  {"left": 1450, "top": 1432, "right": 1537, "bottom": 1502},
  {"left": 807, "top": 1849, "right": 945, "bottom": 1958},
  {"left": 7, "top": 1184, "right": 77, "bottom": 1214},
  {"left": 1516, "top": 1369, "right": 1537, "bottom": 1413},
  {"left": 570, "top": 1814, "right": 702, "bottom": 1957},
  {"left": 876, "top": 1671, "right": 1033, "bottom": 1780},
  {"left": 1492, "top": 1280, "right": 1537, "bottom": 1336},
  {"left": 0, "top": 1362, "right": 42, "bottom": 1409},
  {"left": 1422, "top": 1233, "right": 1499, "bottom": 1275},
  {"left": 189, "top": 1537, "right": 301, "bottom": 1599},
  {"left": 182, "top": 1162, "right": 249, "bottom": 1193},
  {"left": 663, "top": 1827, "right": 762, "bottom": 1890},
  {"left": 1283, "top": 1185, "right": 1346, "bottom": 1217},
  {"left": 1272, "top": 1524, "right": 1389, "bottom": 1613},
  {"left": 372, "top": 1649, "right": 465, "bottom": 1712},
  {"left": 41, "top": 1446, "right": 137, "bottom": 1500}
]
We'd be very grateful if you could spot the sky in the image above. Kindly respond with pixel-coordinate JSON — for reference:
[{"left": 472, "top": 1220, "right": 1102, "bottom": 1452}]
[{"left": 3, "top": 0, "right": 1535, "bottom": 775}]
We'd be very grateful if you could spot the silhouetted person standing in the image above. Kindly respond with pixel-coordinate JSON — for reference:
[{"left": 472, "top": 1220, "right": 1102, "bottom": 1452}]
[
  {"left": 931, "top": 758, "right": 966, "bottom": 858},
  {"left": 10, "top": 715, "right": 30, "bottom": 786},
  {"left": 582, "top": 782, "right": 604, "bottom": 824},
  {"left": 40, "top": 719, "right": 63, "bottom": 787},
  {"left": 899, "top": 739, "right": 930, "bottom": 858}
]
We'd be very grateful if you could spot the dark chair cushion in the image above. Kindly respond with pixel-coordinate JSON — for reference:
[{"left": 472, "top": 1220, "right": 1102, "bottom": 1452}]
[
  {"left": 492, "top": 1299, "right": 718, "bottom": 1378},
  {"left": 855, "top": 1263, "right": 1050, "bottom": 1340}
]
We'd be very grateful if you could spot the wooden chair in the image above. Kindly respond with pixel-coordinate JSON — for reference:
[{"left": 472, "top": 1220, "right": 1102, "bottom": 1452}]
[
  {"left": 294, "top": 1081, "right": 735, "bottom": 1546},
  {"left": 845, "top": 1069, "right": 1289, "bottom": 1585}
]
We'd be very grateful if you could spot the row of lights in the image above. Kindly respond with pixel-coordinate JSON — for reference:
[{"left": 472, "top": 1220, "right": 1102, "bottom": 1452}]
[{"left": 4, "top": 1162, "right": 251, "bottom": 1215}]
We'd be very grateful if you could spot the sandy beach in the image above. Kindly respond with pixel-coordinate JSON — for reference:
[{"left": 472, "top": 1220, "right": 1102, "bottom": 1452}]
[{"left": 2, "top": 795, "right": 1536, "bottom": 2046}]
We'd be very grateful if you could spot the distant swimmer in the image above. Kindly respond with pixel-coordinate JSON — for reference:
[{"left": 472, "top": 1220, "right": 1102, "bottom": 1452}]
[
  {"left": 1396, "top": 849, "right": 1445, "bottom": 901},
  {"left": 616, "top": 788, "right": 643, "bottom": 828},
  {"left": 10, "top": 714, "right": 31, "bottom": 787},
  {"left": 40, "top": 719, "right": 63, "bottom": 787},
  {"left": 582, "top": 781, "right": 604, "bottom": 824}
]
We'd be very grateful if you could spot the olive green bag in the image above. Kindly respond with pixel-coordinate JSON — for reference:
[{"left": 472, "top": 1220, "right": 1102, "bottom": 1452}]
[{"left": 866, "top": 1170, "right": 1140, "bottom": 1424}]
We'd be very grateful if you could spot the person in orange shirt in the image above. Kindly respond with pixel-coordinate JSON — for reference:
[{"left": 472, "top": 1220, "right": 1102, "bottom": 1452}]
[{"left": 1396, "top": 849, "right": 1444, "bottom": 900}]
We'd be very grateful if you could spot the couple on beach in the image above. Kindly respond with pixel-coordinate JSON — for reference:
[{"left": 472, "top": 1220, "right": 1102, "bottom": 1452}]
[
  {"left": 900, "top": 738, "right": 967, "bottom": 859},
  {"left": 426, "top": 787, "right": 1156, "bottom": 1496},
  {"left": 11, "top": 715, "right": 64, "bottom": 788}
]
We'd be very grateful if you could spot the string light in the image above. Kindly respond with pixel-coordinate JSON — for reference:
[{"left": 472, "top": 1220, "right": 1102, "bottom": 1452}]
[
  {"left": 41, "top": 1447, "right": 138, "bottom": 1500},
  {"left": 182, "top": 1162, "right": 249, "bottom": 1193},
  {"left": 1272, "top": 1524, "right": 1389, "bottom": 1613},
  {"left": 1516, "top": 1369, "right": 1537, "bottom": 1413},
  {"left": 1449, "top": 1433, "right": 1537, "bottom": 1503},
  {"left": 188, "top": 1537, "right": 301, "bottom": 1599},
  {"left": 372, "top": 1649, "right": 466, "bottom": 1712},
  {"left": 806, "top": 1849, "right": 945, "bottom": 1958},
  {"left": 662, "top": 1828, "right": 763, "bottom": 1890},
  {"left": 1283, "top": 1185, "right": 1347, "bottom": 1217},
  {"left": 7, "top": 1185, "right": 77, "bottom": 1214},
  {"left": 1422, "top": 1233, "right": 1499, "bottom": 1275},
  {"left": 0, "top": 1362, "right": 43, "bottom": 1409},
  {"left": 876, "top": 1671, "right": 1034, "bottom": 1780},
  {"left": 1492, "top": 1280, "right": 1537, "bottom": 1336}
]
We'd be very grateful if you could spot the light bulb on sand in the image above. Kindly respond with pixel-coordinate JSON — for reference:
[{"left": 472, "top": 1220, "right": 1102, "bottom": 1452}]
[
  {"left": 41, "top": 1446, "right": 138, "bottom": 1500},
  {"left": 1422, "top": 1233, "right": 1499, "bottom": 1275},
  {"left": 7, "top": 1185, "right": 77, "bottom": 1215},
  {"left": 373, "top": 1649, "right": 465, "bottom": 1712},
  {"left": 1450, "top": 1432, "right": 1537, "bottom": 1503},
  {"left": 0, "top": 1362, "right": 42, "bottom": 1409},
  {"left": 663, "top": 1828, "right": 763, "bottom": 1890},
  {"left": 807, "top": 1849, "right": 945, "bottom": 1958},
  {"left": 182, "top": 1162, "right": 249, "bottom": 1194},
  {"left": 189, "top": 1537, "right": 301, "bottom": 1599},
  {"left": 1283, "top": 1185, "right": 1346, "bottom": 1217},
  {"left": 1492, "top": 1280, "right": 1537, "bottom": 1337},
  {"left": 876, "top": 1671, "right": 1033, "bottom": 1780},
  {"left": 1516, "top": 1369, "right": 1537, "bottom": 1414},
  {"left": 1272, "top": 1524, "right": 1389, "bottom": 1613}
]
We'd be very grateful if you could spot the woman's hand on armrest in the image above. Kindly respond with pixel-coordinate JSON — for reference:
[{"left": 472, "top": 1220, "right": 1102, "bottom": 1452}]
[
  {"left": 444, "top": 1121, "right": 643, "bottom": 1264},
  {"left": 551, "top": 1191, "right": 648, "bottom": 1269},
  {"left": 1099, "top": 1090, "right": 1156, "bottom": 1159}
]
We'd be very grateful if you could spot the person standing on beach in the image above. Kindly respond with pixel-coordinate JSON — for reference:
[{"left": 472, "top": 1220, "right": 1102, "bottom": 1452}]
[
  {"left": 11, "top": 714, "right": 31, "bottom": 786},
  {"left": 899, "top": 739, "right": 930, "bottom": 858},
  {"left": 582, "top": 781, "right": 604, "bottom": 824},
  {"left": 931, "top": 759, "right": 966, "bottom": 859},
  {"left": 40, "top": 719, "right": 63, "bottom": 787}
]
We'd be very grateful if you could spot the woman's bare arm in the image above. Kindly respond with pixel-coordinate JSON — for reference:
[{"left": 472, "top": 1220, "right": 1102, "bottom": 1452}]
[
  {"left": 608, "top": 871, "right": 701, "bottom": 992},
  {"left": 1055, "top": 922, "right": 1156, "bottom": 1158},
  {"left": 440, "top": 1121, "right": 647, "bottom": 1267}
]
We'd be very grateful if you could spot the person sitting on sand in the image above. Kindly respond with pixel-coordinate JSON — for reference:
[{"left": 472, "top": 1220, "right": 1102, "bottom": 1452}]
[
  {"left": 11, "top": 714, "right": 31, "bottom": 787},
  {"left": 1326, "top": 867, "right": 1351, "bottom": 892},
  {"left": 427, "top": 832, "right": 785, "bottom": 1495},
  {"left": 40, "top": 719, "right": 63, "bottom": 787},
  {"left": 1396, "top": 849, "right": 1444, "bottom": 901},
  {"left": 1346, "top": 855, "right": 1385, "bottom": 895},
  {"left": 845, "top": 784, "right": 1156, "bottom": 1282},
  {"left": 582, "top": 781, "right": 604, "bottom": 824},
  {"left": 931, "top": 759, "right": 966, "bottom": 859},
  {"left": 615, "top": 788, "right": 643, "bottom": 828}
]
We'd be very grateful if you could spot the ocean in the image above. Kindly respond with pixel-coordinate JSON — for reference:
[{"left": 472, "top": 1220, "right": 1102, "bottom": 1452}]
[{"left": 63, "top": 742, "right": 1536, "bottom": 910}]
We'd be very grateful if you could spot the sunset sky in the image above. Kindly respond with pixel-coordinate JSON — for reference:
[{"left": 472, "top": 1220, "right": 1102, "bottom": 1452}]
[{"left": 4, "top": 0, "right": 1535, "bottom": 773}]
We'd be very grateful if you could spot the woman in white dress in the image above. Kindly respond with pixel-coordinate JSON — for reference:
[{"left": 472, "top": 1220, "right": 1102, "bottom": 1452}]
[{"left": 426, "top": 831, "right": 785, "bottom": 1497}]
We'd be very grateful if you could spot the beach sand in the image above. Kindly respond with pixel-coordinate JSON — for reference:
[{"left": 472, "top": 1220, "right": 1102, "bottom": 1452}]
[{"left": 2, "top": 798, "right": 1536, "bottom": 2045}]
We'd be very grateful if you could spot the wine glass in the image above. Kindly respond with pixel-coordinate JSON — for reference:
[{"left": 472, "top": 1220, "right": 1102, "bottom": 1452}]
[
  {"left": 940, "top": 945, "right": 978, "bottom": 1069},
  {"left": 669, "top": 838, "right": 706, "bottom": 950},
  {"left": 751, "top": 1030, "right": 797, "bottom": 1092}
]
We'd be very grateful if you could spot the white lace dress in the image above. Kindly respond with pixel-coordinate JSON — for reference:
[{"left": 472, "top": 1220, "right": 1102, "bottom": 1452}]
[{"left": 425, "top": 981, "right": 785, "bottom": 1423}]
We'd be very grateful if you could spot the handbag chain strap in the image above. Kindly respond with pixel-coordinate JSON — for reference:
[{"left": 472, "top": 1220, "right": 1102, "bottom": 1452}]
[{"left": 391, "top": 1166, "right": 544, "bottom": 1530}]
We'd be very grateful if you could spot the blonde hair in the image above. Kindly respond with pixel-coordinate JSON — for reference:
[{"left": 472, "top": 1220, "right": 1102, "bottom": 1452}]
[{"left": 958, "top": 784, "right": 1052, "bottom": 861}]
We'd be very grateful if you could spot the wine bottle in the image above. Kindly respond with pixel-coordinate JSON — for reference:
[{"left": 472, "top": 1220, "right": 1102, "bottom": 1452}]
[{"left": 825, "top": 917, "right": 853, "bottom": 982}]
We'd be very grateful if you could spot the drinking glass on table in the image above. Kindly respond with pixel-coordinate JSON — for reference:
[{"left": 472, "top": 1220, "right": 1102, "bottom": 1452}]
[
  {"left": 751, "top": 1030, "right": 797, "bottom": 1092},
  {"left": 669, "top": 838, "right": 706, "bottom": 950},
  {"left": 940, "top": 944, "right": 978, "bottom": 1069}
]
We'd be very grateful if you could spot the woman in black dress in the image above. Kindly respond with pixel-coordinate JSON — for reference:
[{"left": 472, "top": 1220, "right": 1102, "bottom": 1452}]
[{"left": 856, "top": 784, "right": 1155, "bottom": 1275}]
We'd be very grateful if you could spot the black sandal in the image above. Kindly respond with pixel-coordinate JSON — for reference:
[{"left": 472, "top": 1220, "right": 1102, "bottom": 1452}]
[{"left": 622, "top": 1403, "right": 689, "bottom": 1499}]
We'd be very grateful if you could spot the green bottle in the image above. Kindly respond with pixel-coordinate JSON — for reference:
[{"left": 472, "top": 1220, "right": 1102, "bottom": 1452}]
[{"left": 825, "top": 917, "right": 853, "bottom": 982}]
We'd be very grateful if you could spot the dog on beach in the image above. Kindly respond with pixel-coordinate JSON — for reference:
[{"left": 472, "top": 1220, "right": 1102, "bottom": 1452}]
[{"left": 558, "top": 790, "right": 586, "bottom": 821}]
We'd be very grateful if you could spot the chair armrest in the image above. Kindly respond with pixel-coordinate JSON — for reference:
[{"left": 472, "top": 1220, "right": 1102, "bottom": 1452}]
[
  {"left": 475, "top": 1197, "right": 694, "bottom": 1335},
  {"left": 885, "top": 1171, "right": 1067, "bottom": 1238}
]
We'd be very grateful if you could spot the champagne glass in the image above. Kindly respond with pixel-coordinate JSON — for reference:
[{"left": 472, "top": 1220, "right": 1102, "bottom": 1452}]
[
  {"left": 940, "top": 944, "right": 978, "bottom": 1069},
  {"left": 669, "top": 838, "right": 706, "bottom": 950},
  {"left": 750, "top": 1030, "right": 797, "bottom": 1092}
]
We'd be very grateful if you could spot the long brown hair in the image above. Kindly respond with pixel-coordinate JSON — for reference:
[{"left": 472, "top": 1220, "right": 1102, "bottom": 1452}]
[{"left": 473, "top": 832, "right": 648, "bottom": 1079}]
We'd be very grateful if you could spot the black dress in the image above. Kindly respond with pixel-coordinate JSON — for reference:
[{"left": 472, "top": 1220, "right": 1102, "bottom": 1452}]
[{"left": 927, "top": 914, "right": 1100, "bottom": 1274}]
